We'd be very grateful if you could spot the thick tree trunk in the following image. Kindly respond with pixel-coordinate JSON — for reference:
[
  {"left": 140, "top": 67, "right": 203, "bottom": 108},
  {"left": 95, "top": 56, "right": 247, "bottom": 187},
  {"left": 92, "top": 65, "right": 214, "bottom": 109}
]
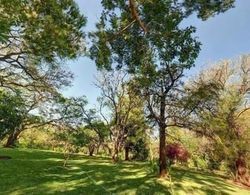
[
  {"left": 159, "top": 124, "right": 167, "bottom": 177},
  {"left": 125, "top": 145, "right": 129, "bottom": 161},
  {"left": 4, "top": 130, "right": 22, "bottom": 148},
  {"left": 159, "top": 94, "right": 167, "bottom": 178}
]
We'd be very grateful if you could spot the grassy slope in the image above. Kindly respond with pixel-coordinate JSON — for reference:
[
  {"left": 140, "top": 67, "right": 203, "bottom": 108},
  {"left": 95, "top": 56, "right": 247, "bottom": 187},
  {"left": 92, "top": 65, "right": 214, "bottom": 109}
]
[{"left": 0, "top": 148, "right": 249, "bottom": 195}]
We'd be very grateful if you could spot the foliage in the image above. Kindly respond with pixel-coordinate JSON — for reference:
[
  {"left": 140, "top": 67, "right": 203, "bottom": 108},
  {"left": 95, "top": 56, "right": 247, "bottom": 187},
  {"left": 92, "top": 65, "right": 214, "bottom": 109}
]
[
  {"left": 184, "top": 55, "right": 250, "bottom": 185},
  {"left": 0, "top": 0, "right": 86, "bottom": 147},
  {"left": 0, "top": 0, "right": 86, "bottom": 62},
  {"left": 71, "top": 121, "right": 110, "bottom": 156},
  {"left": 0, "top": 0, "right": 85, "bottom": 93},
  {"left": 183, "top": 0, "right": 235, "bottom": 20},
  {"left": 0, "top": 90, "right": 25, "bottom": 139},
  {"left": 18, "top": 127, "right": 57, "bottom": 150},
  {"left": 90, "top": 0, "right": 234, "bottom": 176},
  {"left": 130, "top": 138, "right": 149, "bottom": 161},
  {"left": 96, "top": 70, "right": 144, "bottom": 161}
]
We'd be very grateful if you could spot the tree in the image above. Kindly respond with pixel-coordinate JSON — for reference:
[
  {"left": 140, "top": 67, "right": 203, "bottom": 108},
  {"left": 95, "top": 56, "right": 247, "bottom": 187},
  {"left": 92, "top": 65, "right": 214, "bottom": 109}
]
[
  {"left": 90, "top": 0, "right": 234, "bottom": 177},
  {"left": 122, "top": 94, "right": 149, "bottom": 161},
  {"left": 72, "top": 122, "right": 109, "bottom": 156},
  {"left": 40, "top": 94, "right": 111, "bottom": 156},
  {"left": 0, "top": 0, "right": 86, "bottom": 146},
  {"left": 3, "top": 88, "right": 56, "bottom": 147},
  {"left": 185, "top": 55, "right": 250, "bottom": 186},
  {"left": 0, "top": 90, "right": 25, "bottom": 140},
  {"left": 96, "top": 70, "right": 142, "bottom": 161}
]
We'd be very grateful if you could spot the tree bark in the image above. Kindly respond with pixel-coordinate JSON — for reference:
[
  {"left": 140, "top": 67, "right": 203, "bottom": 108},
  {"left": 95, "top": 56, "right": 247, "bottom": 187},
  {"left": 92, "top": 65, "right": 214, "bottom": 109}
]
[
  {"left": 4, "top": 129, "right": 22, "bottom": 148},
  {"left": 125, "top": 145, "right": 130, "bottom": 161},
  {"left": 159, "top": 94, "right": 167, "bottom": 178},
  {"left": 88, "top": 145, "right": 95, "bottom": 156},
  {"left": 235, "top": 154, "right": 250, "bottom": 186},
  {"left": 96, "top": 142, "right": 101, "bottom": 155},
  {"left": 159, "top": 123, "right": 167, "bottom": 177},
  {"left": 112, "top": 144, "right": 119, "bottom": 162}
]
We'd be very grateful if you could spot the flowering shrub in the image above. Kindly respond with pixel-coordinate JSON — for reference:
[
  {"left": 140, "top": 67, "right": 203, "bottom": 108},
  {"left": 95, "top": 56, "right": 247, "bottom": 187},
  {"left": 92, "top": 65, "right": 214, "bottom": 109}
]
[{"left": 166, "top": 143, "right": 190, "bottom": 163}]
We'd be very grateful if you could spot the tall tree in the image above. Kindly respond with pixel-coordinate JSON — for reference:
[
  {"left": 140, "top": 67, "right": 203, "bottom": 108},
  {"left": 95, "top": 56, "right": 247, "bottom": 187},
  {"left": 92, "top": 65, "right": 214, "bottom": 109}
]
[
  {"left": 0, "top": 90, "right": 25, "bottom": 140},
  {"left": 90, "top": 0, "right": 234, "bottom": 177}
]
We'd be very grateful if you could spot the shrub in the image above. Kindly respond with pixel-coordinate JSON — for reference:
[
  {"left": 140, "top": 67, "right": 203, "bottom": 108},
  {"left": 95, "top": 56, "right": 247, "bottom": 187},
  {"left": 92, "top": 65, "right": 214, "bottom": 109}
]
[{"left": 166, "top": 143, "right": 190, "bottom": 165}]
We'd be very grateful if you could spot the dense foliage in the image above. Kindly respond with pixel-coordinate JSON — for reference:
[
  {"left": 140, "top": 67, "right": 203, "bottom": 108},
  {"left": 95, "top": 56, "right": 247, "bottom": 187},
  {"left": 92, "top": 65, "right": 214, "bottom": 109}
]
[{"left": 0, "top": 91, "right": 25, "bottom": 140}]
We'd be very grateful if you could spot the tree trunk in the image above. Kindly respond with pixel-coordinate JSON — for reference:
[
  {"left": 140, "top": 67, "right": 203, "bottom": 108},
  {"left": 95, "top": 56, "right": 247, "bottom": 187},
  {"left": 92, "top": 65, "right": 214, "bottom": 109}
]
[
  {"left": 104, "top": 143, "right": 112, "bottom": 156},
  {"left": 112, "top": 144, "right": 119, "bottom": 162},
  {"left": 96, "top": 142, "right": 101, "bottom": 155},
  {"left": 159, "top": 124, "right": 167, "bottom": 177},
  {"left": 235, "top": 154, "right": 250, "bottom": 186},
  {"left": 159, "top": 93, "right": 167, "bottom": 178},
  {"left": 88, "top": 145, "right": 95, "bottom": 156},
  {"left": 125, "top": 145, "right": 130, "bottom": 161},
  {"left": 4, "top": 130, "right": 22, "bottom": 148}
]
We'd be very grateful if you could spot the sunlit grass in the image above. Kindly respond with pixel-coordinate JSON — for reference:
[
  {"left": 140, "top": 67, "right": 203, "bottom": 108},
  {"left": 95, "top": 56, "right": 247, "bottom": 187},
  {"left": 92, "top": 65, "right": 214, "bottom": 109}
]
[{"left": 0, "top": 148, "right": 249, "bottom": 195}]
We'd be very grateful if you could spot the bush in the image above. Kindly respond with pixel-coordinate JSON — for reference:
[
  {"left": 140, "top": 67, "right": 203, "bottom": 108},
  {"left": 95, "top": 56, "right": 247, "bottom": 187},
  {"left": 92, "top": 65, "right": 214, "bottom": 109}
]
[
  {"left": 131, "top": 138, "right": 149, "bottom": 161},
  {"left": 166, "top": 143, "right": 190, "bottom": 165},
  {"left": 192, "top": 156, "right": 209, "bottom": 170}
]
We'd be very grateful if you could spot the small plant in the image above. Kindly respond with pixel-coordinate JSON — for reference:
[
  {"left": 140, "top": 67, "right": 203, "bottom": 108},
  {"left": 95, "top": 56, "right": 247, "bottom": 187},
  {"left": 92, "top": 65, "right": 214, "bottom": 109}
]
[{"left": 148, "top": 159, "right": 159, "bottom": 174}]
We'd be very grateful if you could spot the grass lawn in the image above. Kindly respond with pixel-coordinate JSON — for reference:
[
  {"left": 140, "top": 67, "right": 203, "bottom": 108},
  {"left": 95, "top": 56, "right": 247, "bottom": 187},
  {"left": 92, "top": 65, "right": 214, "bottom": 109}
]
[{"left": 0, "top": 148, "right": 249, "bottom": 195}]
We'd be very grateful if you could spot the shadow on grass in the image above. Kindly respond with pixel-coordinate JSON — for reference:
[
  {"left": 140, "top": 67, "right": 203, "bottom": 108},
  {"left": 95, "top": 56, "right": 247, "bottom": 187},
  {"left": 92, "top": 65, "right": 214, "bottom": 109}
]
[
  {"left": 170, "top": 167, "right": 236, "bottom": 195},
  {"left": 0, "top": 148, "right": 249, "bottom": 195}
]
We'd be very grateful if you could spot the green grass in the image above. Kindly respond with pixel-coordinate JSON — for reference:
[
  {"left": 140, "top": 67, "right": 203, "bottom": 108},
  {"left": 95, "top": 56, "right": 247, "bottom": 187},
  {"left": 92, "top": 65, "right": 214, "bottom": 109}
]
[{"left": 0, "top": 148, "right": 249, "bottom": 195}]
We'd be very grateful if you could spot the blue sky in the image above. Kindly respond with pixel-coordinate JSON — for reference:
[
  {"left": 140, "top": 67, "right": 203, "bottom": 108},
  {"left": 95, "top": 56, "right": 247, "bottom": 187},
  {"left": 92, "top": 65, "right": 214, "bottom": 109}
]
[{"left": 62, "top": 0, "right": 250, "bottom": 106}]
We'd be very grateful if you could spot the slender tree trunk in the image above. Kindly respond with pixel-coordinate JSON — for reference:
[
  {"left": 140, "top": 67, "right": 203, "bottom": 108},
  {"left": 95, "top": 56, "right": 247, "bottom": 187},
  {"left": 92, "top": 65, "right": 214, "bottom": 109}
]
[
  {"left": 112, "top": 142, "right": 119, "bottom": 162},
  {"left": 5, "top": 129, "right": 22, "bottom": 148},
  {"left": 125, "top": 145, "right": 130, "bottom": 161},
  {"left": 112, "top": 148, "right": 119, "bottom": 162},
  {"left": 63, "top": 142, "right": 70, "bottom": 167}
]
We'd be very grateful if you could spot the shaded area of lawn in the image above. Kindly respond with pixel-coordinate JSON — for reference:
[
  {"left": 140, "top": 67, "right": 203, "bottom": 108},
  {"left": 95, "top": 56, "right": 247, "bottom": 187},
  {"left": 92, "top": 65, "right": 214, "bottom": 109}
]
[{"left": 0, "top": 148, "right": 249, "bottom": 195}]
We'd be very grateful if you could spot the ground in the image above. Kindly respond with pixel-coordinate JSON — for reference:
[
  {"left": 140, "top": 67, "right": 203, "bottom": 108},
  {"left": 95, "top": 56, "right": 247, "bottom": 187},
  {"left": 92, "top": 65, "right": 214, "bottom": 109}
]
[{"left": 0, "top": 148, "right": 249, "bottom": 195}]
